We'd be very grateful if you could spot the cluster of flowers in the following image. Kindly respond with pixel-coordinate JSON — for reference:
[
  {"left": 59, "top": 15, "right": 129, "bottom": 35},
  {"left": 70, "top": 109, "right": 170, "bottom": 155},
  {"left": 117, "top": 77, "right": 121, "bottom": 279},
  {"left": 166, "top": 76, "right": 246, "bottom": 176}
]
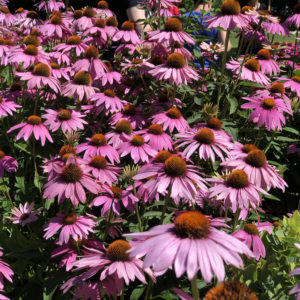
[{"left": 0, "top": 0, "right": 299, "bottom": 298}]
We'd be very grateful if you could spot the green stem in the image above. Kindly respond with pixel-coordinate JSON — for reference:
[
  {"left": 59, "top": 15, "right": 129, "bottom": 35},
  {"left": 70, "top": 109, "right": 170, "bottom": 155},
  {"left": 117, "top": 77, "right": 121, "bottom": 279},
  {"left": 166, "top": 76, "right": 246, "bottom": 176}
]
[
  {"left": 293, "top": 29, "right": 299, "bottom": 71},
  {"left": 232, "top": 208, "right": 241, "bottom": 232},
  {"left": 157, "top": 0, "right": 161, "bottom": 29},
  {"left": 236, "top": 31, "right": 245, "bottom": 58},
  {"left": 103, "top": 205, "right": 113, "bottom": 241},
  {"left": 160, "top": 186, "right": 171, "bottom": 224},
  {"left": 32, "top": 138, "right": 42, "bottom": 196},
  {"left": 216, "top": 29, "right": 230, "bottom": 114},
  {"left": 144, "top": 278, "right": 153, "bottom": 300},
  {"left": 190, "top": 276, "right": 199, "bottom": 300}
]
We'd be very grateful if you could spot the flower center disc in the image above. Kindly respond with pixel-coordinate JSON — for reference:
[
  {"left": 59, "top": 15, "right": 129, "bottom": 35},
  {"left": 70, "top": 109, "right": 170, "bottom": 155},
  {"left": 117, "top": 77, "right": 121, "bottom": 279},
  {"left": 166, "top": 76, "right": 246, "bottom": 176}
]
[
  {"left": 174, "top": 211, "right": 211, "bottom": 239},
  {"left": 154, "top": 150, "right": 172, "bottom": 163},
  {"left": 20, "top": 213, "right": 29, "bottom": 220},
  {"left": 164, "top": 18, "right": 182, "bottom": 32},
  {"left": 89, "top": 155, "right": 107, "bottom": 169},
  {"left": 270, "top": 82, "right": 285, "bottom": 94},
  {"left": 27, "top": 11, "right": 39, "bottom": 19},
  {"left": 204, "top": 281, "right": 258, "bottom": 300},
  {"left": 221, "top": 0, "right": 241, "bottom": 15},
  {"left": 51, "top": 15, "right": 62, "bottom": 25},
  {"left": 241, "top": 5, "right": 254, "bottom": 14},
  {"left": 90, "top": 134, "right": 107, "bottom": 146},
  {"left": 106, "top": 16, "right": 118, "bottom": 27},
  {"left": 0, "top": 7, "right": 10, "bottom": 14},
  {"left": 24, "top": 44, "right": 38, "bottom": 56},
  {"left": 226, "top": 170, "right": 249, "bottom": 189},
  {"left": 82, "top": 7, "right": 96, "bottom": 18},
  {"left": 131, "top": 135, "right": 145, "bottom": 146},
  {"left": 123, "top": 104, "right": 136, "bottom": 116},
  {"left": 27, "top": 115, "right": 42, "bottom": 125},
  {"left": 0, "top": 150, "right": 5, "bottom": 160},
  {"left": 166, "top": 107, "right": 181, "bottom": 119},
  {"left": 110, "top": 186, "right": 122, "bottom": 198},
  {"left": 207, "top": 118, "right": 222, "bottom": 130},
  {"left": 33, "top": 63, "right": 51, "bottom": 77},
  {"left": 58, "top": 109, "right": 72, "bottom": 121},
  {"left": 73, "top": 71, "right": 92, "bottom": 85},
  {"left": 85, "top": 46, "right": 99, "bottom": 59},
  {"left": 164, "top": 156, "right": 187, "bottom": 177},
  {"left": 149, "top": 124, "right": 163, "bottom": 135},
  {"left": 10, "top": 82, "right": 22, "bottom": 91},
  {"left": 50, "top": 62, "right": 60, "bottom": 69},
  {"left": 245, "top": 59, "right": 261, "bottom": 72},
  {"left": 244, "top": 223, "right": 259, "bottom": 235},
  {"left": 292, "top": 76, "right": 300, "bottom": 84},
  {"left": 98, "top": 1, "right": 109, "bottom": 9},
  {"left": 115, "top": 120, "right": 133, "bottom": 134},
  {"left": 262, "top": 98, "right": 275, "bottom": 110},
  {"left": 245, "top": 150, "right": 266, "bottom": 168},
  {"left": 106, "top": 240, "right": 131, "bottom": 262},
  {"left": 104, "top": 89, "right": 116, "bottom": 98},
  {"left": 121, "top": 20, "right": 135, "bottom": 31},
  {"left": 73, "top": 10, "right": 83, "bottom": 19},
  {"left": 195, "top": 128, "right": 214, "bottom": 144},
  {"left": 242, "top": 144, "right": 257, "bottom": 153},
  {"left": 94, "top": 18, "right": 106, "bottom": 28},
  {"left": 59, "top": 145, "right": 76, "bottom": 158},
  {"left": 257, "top": 49, "right": 271, "bottom": 60},
  {"left": 16, "top": 7, "right": 24, "bottom": 13},
  {"left": 24, "top": 35, "right": 40, "bottom": 47},
  {"left": 67, "top": 35, "right": 81, "bottom": 45},
  {"left": 166, "top": 53, "right": 186, "bottom": 68},
  {"left": 63, "top": 213, "right": 77, "bottom": 225},
  {"left": 61, "top": 164, "right": 83, "bottom": 183}
]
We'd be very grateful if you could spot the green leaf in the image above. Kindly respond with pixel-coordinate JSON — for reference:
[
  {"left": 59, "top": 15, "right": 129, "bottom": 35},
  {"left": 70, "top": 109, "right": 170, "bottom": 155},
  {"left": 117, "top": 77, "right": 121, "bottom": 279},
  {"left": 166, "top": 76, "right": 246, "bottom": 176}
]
[
  {"left": 130, "top": 286, "right": 146, "bottom": 300},
  {"left": 275, "top": 136, "right": 299, "bottom": 142},
  {"left": 227, "top": 95, "right": 238, "bottom": 115},
  {"left": 263, "top": 193, "right": 281, "bottom": 201},
  {"left": 293, "top": 69, "right": 300, "bottom": 77},
  {"left": 239, "top": 81, "right": 266, "bottom": 88}
]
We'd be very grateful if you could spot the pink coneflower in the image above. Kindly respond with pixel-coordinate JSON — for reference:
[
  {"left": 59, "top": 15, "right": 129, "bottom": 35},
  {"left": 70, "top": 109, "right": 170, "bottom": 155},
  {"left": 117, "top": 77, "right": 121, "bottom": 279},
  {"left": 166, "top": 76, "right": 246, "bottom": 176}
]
[
  {"left": 106, "top": 120, "right": 134, "bottom": 148},
  {"left": 206, "top": 0, "right": 249, "bottom": 30},
  {"left": 139, "top": 124, "right": 173, "bottom": 151},
  {"left": 241, "top": 96, "right": 291, "bottom": 131},
  {"left": 37, "top": 0, "right": 65, "bottom": 13},
  {"left": 73, "top": 7, "right": 96, "bottom": 31},
  {"left": 285, "top": 3, "right": 300, "bottom": 28},
  {"left": 43, "top": 157, "right": 101, "bottom": 206},
  {"left": 72, "top": 46, "right": 107, "bottom": 81},
  {"left": 61, "top": 240, "right": 153, "bottom": 298},
  {"left": 83, "top": 18, "right": 109, "bottom": 45},
  {"left": 7, "top": 115, "right": 53, "bottom": 146},
  {"left": 117, "top": 135, "right": 157, "bottom": 164},
  {"left": 208, "top": 170, "right": 264, "bottom": 212},
  {"left": 175, "top": 127, "right": 231, "bottom": 162},
  {"left": 226, "top": 58, "right": 270, "bottom": 86},
  {"left": 96, "top": 1, "right": 115, "bottom": 18},
  {"left": 233, "top": 222, "right": 272, "bottom": 260},
  {"left": 50, "top": 50, "right": 71, "bottom": 65},
  {"left": 261, "top": 21, "right": 289, "bottom": 36},
  {"left": 14, "top": 7, "right": 28, "bottom": 22},
  {"left": 76, "top": 133, "right": 120, "bottom": 163},
  {"left": 0, "top": 247, "right": 13, "bottom": 291},
  {"left": 256, "top": 49, "right": 280, "bottom": 75},
  {"left": 112, "top": 20, "right": 141, "bottom": 44},
  {"left": 17, "top": 10, "right": 42, "bottom": 32},
  {"left": 0, "top": 150, "right": 18, "bottom": 178},
  {"left": 148, "top": 18, "right": 194, "bottom": 45},
  {"left": 15, "top": 63, "right": 60, "bottom": 93},
  {"left": 0, "top": 7, "right": 15, "bottom": 26},
  {"left": 8, "top": 202, "right": 40, "bottom": 226},
  {"left": 173, "top": 42, "right": 194, "bottom": 62},
  {"left": 149, "top": 53, "right": 199, "bottom": 86},
  {"left": 61, "top": 71, "right": 97, "bottom": 101},
  {"left": 104, "top": 15, "right": 119, "bottom": 38},
  {"left": 152, "top": 107, "right": 189, "bottom": 133},
  {"left": 288, "top": 143, "right": 300, "bottom": 156},
  {"left": 84, "top": 155, "right": 120, "bottom": 184},
  {"left": 289, "top": 243, "right": 300, "bottom": 299},
  {"left": 109, "top": 104, "right": 146, "bottom": 129},
  {"left": 9, "top": 44, "right": 49, "bottom": 69},
  {"left": 228, "top": 142, "right": 258, "bottom": 159},
  {"left": 49, "top": 62, "right": 70, "bottom": 80},
  {"left": 124, "top": 211, "right": 253, "bottom": 282},
  {"left": 44, "top": 213, "right": 96, "bottom": 245},
  {"left": 90, "top": 185, "right": 138, "bottom": 216},
  {"left": 221, "top": 149, "right": 288, "bottom": 192},
  {"left": 0, "top": 96, "right": 20, "bottom": 117},
  {"left": 90, "top": 89, "right": 126, "bottom": 115},
  {"left": 42, "top": 109, "right": 87, "bottom": 133},
  {"left": 98, "top": 62, "right": 122, "bottom": 86},
  {"left": 53, "top": 35, "right": 88, "bottom": 56},
  {"left": 134, "top": 156, "right": 207, "bottom": 201},
  {"left": 277, "top": 76, "right": 300, "bottom": 97}
]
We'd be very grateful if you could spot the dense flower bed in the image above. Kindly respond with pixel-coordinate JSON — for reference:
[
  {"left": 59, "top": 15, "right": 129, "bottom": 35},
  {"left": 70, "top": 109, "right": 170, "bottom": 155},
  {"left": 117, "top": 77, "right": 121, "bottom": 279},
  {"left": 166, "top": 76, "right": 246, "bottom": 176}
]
[{"left": 0, "top": 0, "right": 299, "bottom": 299}]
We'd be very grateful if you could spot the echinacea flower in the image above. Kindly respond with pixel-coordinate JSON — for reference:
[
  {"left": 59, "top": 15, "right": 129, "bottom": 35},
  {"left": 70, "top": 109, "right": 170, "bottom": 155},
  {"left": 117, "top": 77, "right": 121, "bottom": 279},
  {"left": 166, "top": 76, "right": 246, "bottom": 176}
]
[
  {"left": 15, "top": 63, "right": 60, "bottom": 93},
  {"left": 83, "top": 18, "right": 110, "bottom": 45},
  {"left": 241, "top": 96, "right": 291, "bottom": 131},
  {"left": 42, "top": 109, "right": 87, "bottom": 133},
  {"left": 112, "top": 20, "right": 141, "bottom": 44},
  {"left": 233, "top": 222, "right": 272, "bottom": 260},
  {"left": 44, "top": 213, "right": 96, "bottom": 245},
  {"left": 261, "top": 21, "right": 289, "bottom": 36},
  {"left": 8, "top": 202, "right": 40, "bottom": 226},
  {"left": 61, "top": 240, "right": 154, "bottom": 298},
  {"left": 149, "top": 53, "right": 200, "bottom": 86},
  {"left": 17, "top": 10, "right": 42, "bottom": 32},
  {"left": 73, "top": 7, "right": 96, "bottom": 31},
  {"left": 0, "top": 7, "right": 16, "bottom": 26},
  {"left": 76, "top": 133, "right": 120, "bottom": 163},
  {"left": 49, "top": 63, "right": 70, "bottom": 80},
  {"left": 208, "top": 169, "right": 265, "bottom": 212},
  {"left": 289, "top": 243, "right": 300, "bottom": 300},
  {"left": 53, "top": 35, "right": 88, "bottom": 56},
  {"left": 37, "top": 0, "right": 65, "bottom": 13},
  {"left": 206, "top": 0, "right": 250, "bottom": 31},
  {"left": 117, "top": 135, "right": 157, "bottom": 164},
  {"left": 0, "top": 247, "right": 13, "bottom": 292},
  {"left": 43, "top": 156, "right": 101, "bottom": 206},
  {"left": 277, "top": 76, "right": 300, "bottom": 97},
  {"left": 0, "top": 96, "right": 20, "bottom": 117},
  {"left": 152, "top": 107, "right": 189, "bottom": 133},
  {"left": 256, "top": 49, "right": 280, "bottom": 75},
  {"left": 106, "top": 120, "right": 134, "bottom": 148},
  {"left": 7, "top": 115, "right": 53, "bottom": 146},
  {"left": 285, "top": 3, "right": 300, "bottom": 28},
  {"left": 0, "top": 150, "right": 18, "bottom": 178},
  {"left": 98, "top": 62, "right": 122, "bottom": 86},
  {"left": 221, "top": 149, "right": 287, "bottom": 191},
  {"left": 124, "top": 211, "right": 253, "bottom": 282}
]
